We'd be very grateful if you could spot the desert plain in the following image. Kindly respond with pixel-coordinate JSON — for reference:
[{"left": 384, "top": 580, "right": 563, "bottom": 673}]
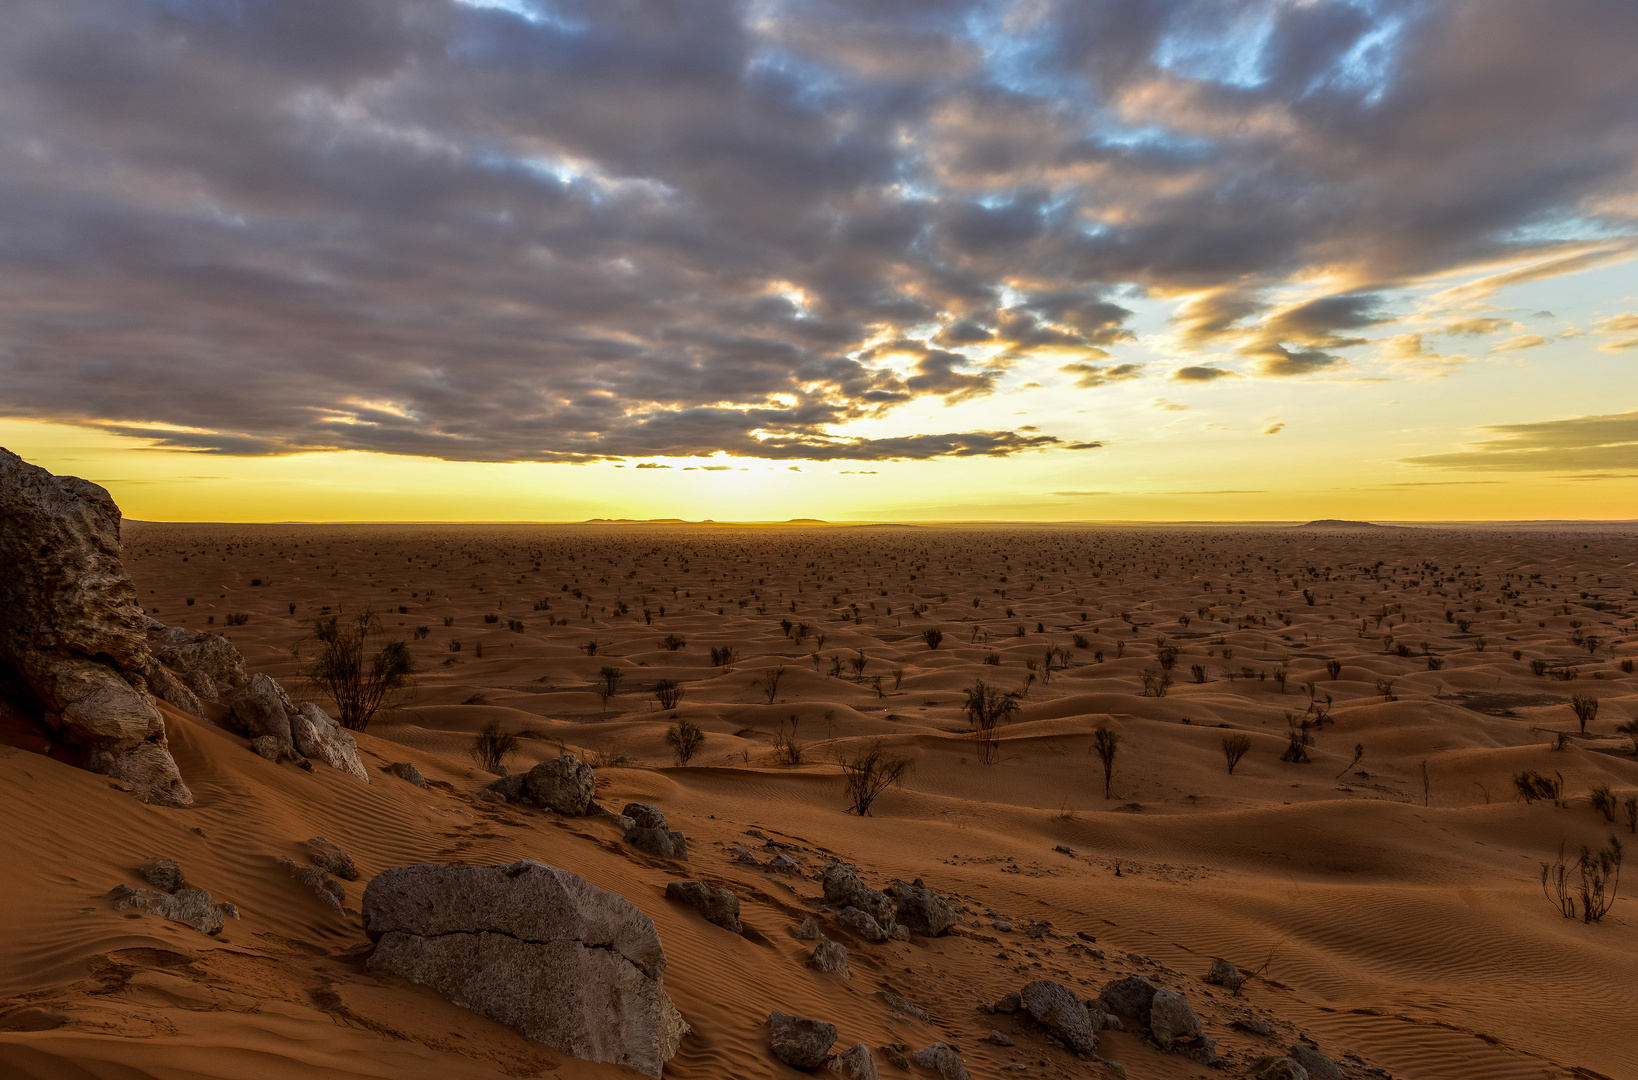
[{"left": 2, "top": 519, "right": 1635, "bottom": 1080}]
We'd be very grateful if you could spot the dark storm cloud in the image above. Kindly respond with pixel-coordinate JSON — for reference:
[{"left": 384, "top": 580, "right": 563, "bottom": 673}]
[{"left": 0, "top": 0, "right": 1634, "bottom": 460}]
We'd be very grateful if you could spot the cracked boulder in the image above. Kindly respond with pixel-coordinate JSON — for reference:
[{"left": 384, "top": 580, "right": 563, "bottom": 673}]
[
  {"left": 363, "top": 861, "right": 687, "bottom": 1079},
  {"left": 525, "top": 754, "right": 595, "bottom": 814},
  {"left": 0, "top": 449, "right": 191, "bottom": 807},
  {"left": 1021, "top": 979, "right": 1098, "bottom": 1057}
]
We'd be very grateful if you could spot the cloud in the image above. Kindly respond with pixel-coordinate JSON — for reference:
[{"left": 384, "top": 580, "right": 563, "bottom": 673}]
[
  {"left": 635, "top": 462, "right": 671, "bottom": 469},
  {"left": 1170, "top": 366, "right": 1240, "bottom": 383},
  {"left": 1403, "top": 410, "right": 1638, "bottom": 472},
  {"left": 1059, "top": 362, "right": 1144, "bottom": 389},
  {"left": 1593, "top": 313, "right": 1638, "bottom": 352},
  {"left": 1051, "top": 491, "right": 1110, "bottom": 496},
  {"left": 1152, "top": 398, "right": 1188, "bottom": 411},
  {"left": 1489, "top": 334, "right": 1550, "bottom": 353},
  {"left": 0, "top": 0, "right": 1634, "bottom": 460},
  {"left": 1442, "top": 317, "right": 1519, "bottom": 337},
  {"left": 1378, "top": 333, "right": 1469, "bottom": 371},
  {"left": 1262, "top": 422, "right": 1284, "bottom": 435}
]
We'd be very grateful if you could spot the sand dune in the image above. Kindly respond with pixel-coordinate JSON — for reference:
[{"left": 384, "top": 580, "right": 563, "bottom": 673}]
[{"left": 2, "top": 523, "right": 1635, "bottom": 1080}]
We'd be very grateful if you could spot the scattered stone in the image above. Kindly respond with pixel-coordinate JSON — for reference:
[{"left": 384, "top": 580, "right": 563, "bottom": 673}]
[
  {"left": 1178, "top": 1036, "right": 1220, "bottom": 1067},
  {"left": 767, "top": 1010, "right": 836, "bottom": 1070},
  {"left": 878, "top": 1044, "right": 910, "bottom": 1070},
  {"left": 363, "top": 861, "right": 688, "bottom": 1079},
  {"left": 1021, "top": 979, "right": 1098, "bottom": 1057},
  {"left": 664, "top": 881, "right": 742, "bottom": 933},
  {"left": 142, "top": 858, "right": 184, "bottom": 893},
  {"left": 1101, "top": 1063, "right": 1126, "bottom": 1078},
  {"left": 910, "top": 1042, "right": 970, "bottom": 1080},
  {"left": 277, "top": 856, "right": 345, "bottom": 913},
  {"left": 1076, "top": 931, "right": 1097, "bottom": 942},
  {"left": 767, "top": 853, "right": 799, "bottom": 873},
  {"left": 1234, "top": 1017, "right": 1276, "bottom": 1038},
  {"left": 889, "top": 923, "right": 910, "bottom": 941},
  {"left": 623, "top": 803, "right": 670, "bottom": 830},
  {"left": 477, "top": 789, "right": 504, "bottom": 803},
  {"left": 110, "top": 883, "right": 225, "bottom": 935},
  {"left": 1098, "top": 976, "right": 1156, "bottom": 1024},
  {"left": 306, "top": 837, "right": 359, "bottom": 881},
  {"left": 1290, "top": 1044, "right": 1343, "bottom": 1080},
  {"left": 834, "top": 1042, "right": 879, "bottom": 1080},
  {"left": 729, "top": 846, "right": 760, "bottom": 865},
  {"left": 626, "top": 825, "right": 689, "bottom": 860},
  {"left": 389, "top": 761, "right": 427, "bottom": 787},
  {"left": 0, "top": 451, "right": 192, "bottom": 806},
  {"left": 289, "top": 702, "right": 369, "bottom": 782},
  {"left": 1148, "top": 987, "right": 1202, "bottom": 1050},
  {"left": 820, "top": 864, "right": 896, "bottom": 932},
  {"left": 992, "top": 992, "right": 1021, "bottom": 1014},
  {"left": 808, "top": 938, "right": 849, "bottom": 978},
  {"left": 1256, "top": 1058, "right": 1310, "bottom": 1080},
  {"left": 1125, "top": 951, "right": 1149, "bottom": 964},
  {"left": 525, "top": 755, "right": 594, "bottom": 814},
  {"left": 837, "top": 905, "right": 889, "bottom": 942},
  {"left": 1054, "top": 844, "right": 1074, "bottom": 855},
  {"left": 993, "top": 919, "right": 1013, "bottom": 932},
  {"left": 1025, "top": 920, "right": 1052, "bottom": 939},
  {"left": 889, "top": 878, "right": 958, "bottom": 936},
  {"left": 1205, "top": 956, "right": 1243, "bottom": 989},
  {"left": 795, "top": 916, "right": 821, "bottom": 940},
  {"left": 879, "top": 989, "right": 930, "bottom": 1022},
  {"left": 988, "top": 1029, "right": 1014, "bottom": 1046}
]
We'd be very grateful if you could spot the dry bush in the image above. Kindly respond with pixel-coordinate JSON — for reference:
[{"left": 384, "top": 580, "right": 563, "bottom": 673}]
[
  {"left": 1570, "top": 694, "right": 1599, "bottom": 733},
  {"left": 774, "top": 717, "right": 804, "bottom": 766},
  {"left": 1091, "top": 726, "right": 1122, "bottom": 799},
  {"left": 470, "top": 720, "right": 519, "bottom": 773},
  {"left": 662, "top": 634, "right": 687, "bottom": 651},
  {"left": 964, "top": 679, "right": 1021, "bottom": 765},
  {"left": 665, "top": 719, "right": 704, "bottom": 765},
  {"left": 841, "top": 740, "right": 910, "bottom": 816},
  {"left": 921, "top": 628, "right": 943, "bottom": 650},
  {"left": 1139, "top": 669, "right": 1172, "bottom": 697},
  {"left": 1590, "top": 783, "right": 1617, "bottom": 822},
  {"left": 597, "top": 666, "right": 625, "bottom": 707},
  {"left": 1221, "top": 734, "right": 1252, "bottom": 775},
  {"left": 654, "top": 679, "right": 683, "bottom": 710},
  {"left": 298, "top": 610, "right": 416, "bottom": 732},
  {"left": 1280, "top": 714, "right": 1313, "bottom": 763},
  {"left": 1542, "top": 837, "right": 1624, "bottom": 923},
  {"left": 755, "top": 666, "right": 786, "bottom": 704},
  {"left": 1513, "top": 770, "right": 1563, "bottom": 805}
]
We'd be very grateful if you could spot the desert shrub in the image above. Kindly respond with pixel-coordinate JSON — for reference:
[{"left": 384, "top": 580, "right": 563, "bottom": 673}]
[
  {"left": 1190, "top": 664, "right": 1207, "bottom": 684},
  {"left": 1156, "top": 645, "right": 1180, "bottom": 671},
  {"left": 483, "top": 613, "right": 499, "bottom": 624},
  {"left": 298, "top": 610, "right": 416, "bottom": 732},
  {"left": 225, "top": 612, "right": 250, "bottom": 626},
  {"left": 1570, "top": 694, "right": 1599, "bottom": 733},
  {"left": 1622, "top": 659, "right": 1634, "bottom": 674},
  {"left": 982, "top": 652, "right": 1000, "bottom": 666},
  {"left": 1530, "top": 658, "right": 1548, "bottom": 676},
  {"left": 581, "top": 640, "right": 599, "bottom": 656},
  {"left": 1375, "top": 678, "right": 1396, "bottom": 701},
  {"left": 891, "top": 667, "right": 905, "bottom": 690},
  {"left": 710, "top": 646, "right": 738, "bottom": 669},
  {"left": 665, "top": 719, "right": 704, "bottom": 764},
  {"left": 1281, "top": 714, "right": 1313, "bottom": 763},
  {"left": 1541, "top": 836, "right": 1623, "bottom": 923},
  {"left": 448, "top": 639, "right": 462, "bottom": 652},
  {"left": 1513, "top": 769, "right": 1563, "bottom": 805},
  {"left": 1073, "top": 634, "right": 1090, "bottom": 649},
  {"left": 1273, "top": 668, "right": 1288, "bottom": 692},
  {"left": 662, "top": 634, "right": 686, "bottom": 650},
  {"left": 1139, "top": 669, "right": 1172, "bottom": 697},
  {"left": 1617, "top": 719, "right": 1638, "bottom": 754},
  {"left": 654, "top": 679, "right": 683, "bottom": 710},
  {"left": 1590, "top": 784, "right": 1617, "bottom": 822},
  {"left": 1091, "top": 726, "right": 1122, "bottom": 799},
  {"left": 413, "top": 625, "right": 430, "bottom": 640},
  {"left": 848, "top": 652, "right": 869, "bottom": 678},
  {"left": 774, "top": 717, "right": 804, "bottom": 766},
  {"left": 443, "top": 615, "right": 455, "bottom": 627},
  {"left": 508, "top": 619, "right": 525, "bottom": 633},
  {"left": 597, "top": 665, "right": 625, "bottom": 706},
  {"left": 470, "top": 720, "right": 519, "bottom": 773},
  {"left": 964, "top": 679, "right": 1021, "bottom": 765},
  {"left": 1426, "top": 655, "right": 1445, "bottom": 671},
  {"left": 921, "top": 628, "right": 943, "bottom": 650},
  {"left": 1553, "top": 666, "right": 1579, "bottom": 682},
  {"left": 1625, "top": 796, "right": 1637, "bottom": 835},
  {"left": 1222, "top": 734, "right": 1252, "bottom": 775},
  {"left": 841, "top": 740, "right": 910, "bottom": 816},
  {"left": 754, "top": 666, "right": 786, "bottom": 704},
  {"left": 1325, "top": 658, "right": 1342, "bottom": 680}
]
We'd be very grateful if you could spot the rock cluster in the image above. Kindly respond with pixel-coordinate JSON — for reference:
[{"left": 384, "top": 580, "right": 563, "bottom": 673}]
[
  {"left": 363, "top": 861, "right": 688, "bottom": 1079},
  {"left": 623, "top": 802, "right": 688, "bottom": 859},
  {"left": 109, "top": 858, "right": 235, "bottom": 935},
  {"left": 1097, "top": 975, "right": 1215, "bottom": 1064},
  {"left": 484, "top": 755, "right": 602, "bottom": 815},
  {"left": 226, "top": 674, "right": 369, "bottom": 782},
  {"left": 664, "top": 880, "right": 741, "bottom": 933},
  {"left": 144, "top": 617, "right": 247, "bottom": 701},
  {"left": 0, "top": 450, "right": 191, "bottom": 806}
]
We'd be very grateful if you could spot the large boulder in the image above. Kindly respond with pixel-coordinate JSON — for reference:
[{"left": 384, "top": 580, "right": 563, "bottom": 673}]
[
  {"left": 526, "top": 754, "right": 595, "bottom": 814},
  {"left": 820, "top": 864, "right": 896, "bottom": 933},
  {"left": 889, "top": 878, "right": 958, "bottom": 936},
  {"left": 1020, "top": 979, "right": 1098, "bottom": 1057},
  {"left": 1149, "top": 986, "right": 1203, "bottom": 1050},
  {"left": 1099, "top": 975, "right": 1157, "bottom": 1023},
  {"left": 144, "top": 620, "right": 247, "bottom": 698},
  {"left": 228, "top": 674, "right": 295, "bottom": 745},
  {"left": 0, "top": 449, "right": 191, "bottom": 806},
  {"left": 767, "top": 1011, "right": 836, "bottom": 1069},
  {"left": 227, "top": 676, "right": 367, "bottom": 781},
  {"left": 363, "top": 861, "right": 687, "bottom": 1078},
  {"left": 290, "top": 701, "right": 369, "bottom": 782}
]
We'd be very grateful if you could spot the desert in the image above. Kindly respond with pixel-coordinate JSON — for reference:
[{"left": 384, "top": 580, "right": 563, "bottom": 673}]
[{"left": 2, "top": 463, "right": 1635, "bottom": 1080}]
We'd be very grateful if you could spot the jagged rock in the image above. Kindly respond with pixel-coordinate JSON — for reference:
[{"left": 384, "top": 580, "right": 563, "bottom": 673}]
[
  {"left": 820, "top": 864, "right": 896, "bottom": 932},
  {"left": 834, "top": 1042, "right": 878, "bottom": 1080},
  {"left": 1205, "top": 957, "right": 1243, "bottom": 988},
  {"left": 1099, "top": 976, "right": 1157, "bottom": 1023},
  {"left": 623, "top": 803, "right": 669, "bottom": 830},
  {"left": 390, "top": 761, "right": 427, "bottom": 787},
  {"left": 1149, "top": 987, "right": 1202, "bottom": 1050},
  {"left": 796, "top": 916, "right": 821, "bottom": 940},
  {"left": 626, "top": 826, "right": 689, "bottom": 860},
  {"left": 808, "top": 938, "right": 848, "bottom": 978},
  {"left": 1235, "top": 1017, "right": 1275, "bottom": 1037},
  {"left": 486, "top": 773, "right": 528, "bottom": 802},
  {"left": 768, "top": 853, "right": 799, "bottom": 873},
  {"left": 1179, "top": 1035, "right": 1220, "bottom": 1066},
  {"left": 142, "top": 858, "right": 184, "bottom": 892},
  {"left": 879, "top": 1045, "right": 910, "bottom": 1070},
  {"left": 664, "top": 881, "right": 741, "bottom": 933},
  {"left": 988, "top": 1030, "right": 1014, "bottom": 1046},
  {"left": 1256, "top": 1058, "right": 1310, "bottom": 1080},
  {"left": 363, "top": 861, "right": 687, "bottom": 1079},
  {"left": 880, "top": 990, "right": 930, "bottom": 1022},
  {"left": 888, "top": 923, "right": 910, "bottom": 941},
  {"left": 0, "top": 450, "right": 191, "bottom": 807},
  {"left": 1021, "top": 980, "right": 1098, "bottom": 1057},
  {"left": 251, "top": 735, "right": 299, "bottom": 763},
  {"left": 110, "top": 884, "right": 225, "bottom": 935},
  {"left": 278, "top": 856, "right": 345, "bottom": 913},
  {"left": 525, "top": 755, "right": 594, "bottom": 814},
  {"left": 306, "top": 837, "right": 359, "bottom": 881},
  {"left": 146, "top": 664, "right": 203, "bottom": 716},
  {"left": 992, "top": 992, "right": 1021, "bottom": 1014},
  {"left": 730, "top": 846, "right": 760, "bottom": 865},
  {"left": 767, "top": 1010, "right": 836, "bottom": 1069},
  {"left": 888, "top": 878, "right": 958, "bottom": 936},
  {"left": 229, "top": 674, "right": 296, "bottom": 744},
  {"left": 1289, "top": 1045, "right": 1343, "bottom": 1080},
  {"left": 290, "top": 702, "right": 369, "bottom": 782},
  {"left": 837, "top": 905, "right": 888, "bottom": 942},
  {"left": 910, "top": 1043, "right": 970, "bottom": 1080},
  {"left": 145, "top": 619, "right": 247, "bottom": 697}
]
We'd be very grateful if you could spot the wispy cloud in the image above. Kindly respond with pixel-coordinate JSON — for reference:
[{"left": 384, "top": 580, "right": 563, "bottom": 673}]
[{"left": 1403, "top": 411, "right": 1638, "bottom": 472}]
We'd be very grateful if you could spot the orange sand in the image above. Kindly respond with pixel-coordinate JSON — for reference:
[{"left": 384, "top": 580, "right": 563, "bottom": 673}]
[{"left": 1, "top": 522, "right": 1635, "bottom": 1080}]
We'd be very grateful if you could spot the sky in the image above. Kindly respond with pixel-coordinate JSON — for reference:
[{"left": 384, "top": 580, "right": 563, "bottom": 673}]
[{"left": 0, "top": 0, "right": 1635, "bottom": 522}]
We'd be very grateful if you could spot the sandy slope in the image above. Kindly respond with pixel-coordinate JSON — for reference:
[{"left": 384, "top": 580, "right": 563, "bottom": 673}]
[{"left": 1, "top": 523, "right": 1635, "bottom": 1080}]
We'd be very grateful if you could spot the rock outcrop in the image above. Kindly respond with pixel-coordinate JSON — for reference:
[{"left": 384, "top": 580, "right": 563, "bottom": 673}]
[
  {"left": 526, "top": 754, "right": 595, "bottom": 814},
  {"left": 227, "top": 674, "right": 368, "bottom": 781},
  {"left": 109, "top": 881, "right": 232, "bottom": 936},
  {"left": 888, "top": 878, "right": 958, "bottom": 936},
  {"left": 821, "top": 864, "right": 898, "bottom": 937},
  {"left": 664, "top": 880, "right": 742, "bottom": 933},
  {"left": 0, "top": 449, "right": 191, "bottom": 806},
  {"left": 144, "top": 618, "right": 247, "bottom": 699},
  {"left": 767, "top": 1011, "right": 836, "bottom": 1069},
  {"left": 622, "top": 803, "right": 688, "bottom": 859},
  {"left": 363, "top": 861, "right": 687, "bottom": 1079}
]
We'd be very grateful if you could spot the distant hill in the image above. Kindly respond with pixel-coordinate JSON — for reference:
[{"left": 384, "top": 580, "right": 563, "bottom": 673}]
[{"left": 1297, "top": 519, "right": 1405, "bottom": 529}]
